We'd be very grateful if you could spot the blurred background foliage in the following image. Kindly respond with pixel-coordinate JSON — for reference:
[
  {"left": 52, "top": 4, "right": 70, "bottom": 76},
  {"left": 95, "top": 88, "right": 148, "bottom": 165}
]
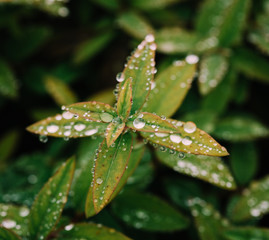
[{"left": 0, "top": 0, "right": 269, "bottom": 239}]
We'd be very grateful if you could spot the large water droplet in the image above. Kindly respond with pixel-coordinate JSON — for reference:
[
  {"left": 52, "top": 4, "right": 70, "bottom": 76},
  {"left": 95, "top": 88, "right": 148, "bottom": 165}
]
[
  {"left": 100, "top": 113, "right": 113, "bottom": 123},
  {"left": 186, "top": 54, "right": 199, "bottom": 64},
  {"left": 85, "top": 129, "right": 98, "bottom": 136},
  {"left": 170, "top": 134, "right": 182, "bottom": 143},
  {"left": 183, "top": 121, "right": 197, "bottom": 133},
  {"left": 182, "top": 136, "right": 192, "bottom": 146},
  {"left": 46, "top": 124, "right": 59, "bottom": 133},
  {"left": 19, "top": 207, "right": 29, "bottom": 217},
  {"left": 133, "top": 118, "right": 145, "bottom": 129},
  {"left": 2, "top": 219, "right": 16, "bottom": 229},
  {"left": 116, "top": 72, "right": 125, "bottom": 82},
  {"left": 74, "top": 123, "right": 86, "bottom": 131},
  {"left": 65, "top": 224, "right": 74, "bottom": 231},
  {"left": 62, "top": 111, "right": 74, "bottom": 120},
  {"left": 145, "top": 34, "right": 155, "bottom": 42}
]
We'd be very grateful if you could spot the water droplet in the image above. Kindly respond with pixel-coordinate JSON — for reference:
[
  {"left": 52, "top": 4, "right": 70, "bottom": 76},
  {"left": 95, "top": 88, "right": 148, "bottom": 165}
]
[
  {"left": 96, "top": 178, "right": 103, "bottom": 185},
  {"left": 74, "top": 123, "right": 86, "bottom": 131},
  {"left": 185, "top": 54, "right": 199, "bottom": 64},
  {"left": 133, "top": 118, "right": 145, "bottom": 129},
  {"left": 159, "top": 146, "right": 167, "bottom": 152},
  {"left": 39, "top": 135, "right": 48, "bottom": 143},
  {"left": 116, "top": 72, "right": 125, "bottom": 82},
  {"left": 170, "top": 134, "right": 182, "bottom": 143},
  {"left": 2, "top": 219, "right": 16, "bottom": 229},
  {"left": 65, "top": 224, "right": 74, "bottom": 231},
  {"left": 46, "top": 124, "right": 59, "bottom": 133},
  {"left": 183, "top": 121, "right": 197, "bottom": 133},
  {"left": 19, "top": 207, "right": 29, "bottom": 217},
  {"left": 100, "top": 113, "right": 113, "bottom": 123},
  {"left": 145, "top": 34, "right": 155, "bottom": 42},
  {"left": 62, "top": 111, "right": 74, "bottom": 119},
  {"left": 182, "top": 137, "right": 192, "bottom": 146},
  {"left": 155, "top": 132, "right": 168, "bottom": 137},
  {"left": 178, "top": 152, "right": 185, "bottom": 159},
  {"left": 85, "top": 129, "right": 98, "bottom": 136}
]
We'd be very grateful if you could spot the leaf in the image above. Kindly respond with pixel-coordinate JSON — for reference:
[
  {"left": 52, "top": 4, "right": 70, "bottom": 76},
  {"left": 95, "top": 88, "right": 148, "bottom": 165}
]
[
  {"left": 223, "top": 227, "right": 269, "bottom": 240},
  {"left": 229, "top": 175, "right": 269, "bottom": 222},
  {"left": 70, "top": 137, "right": 104, "bottom": 211},
  {"left": 44, "top": 76, "right": 77, "bottom": 106},
  {"left": 111, "top": 190, "right": 189, "bottom": 232},
  {"left": 212, "top": 115, "right": 269, "bottom": 142},
  {"left": 117, "top": 11, "right": 154, "bottom": 39},
  {"left": 142, "top": 60, "right": 196, "bottom": 117},
  {"left": 0, "top": 130, "right": 20, "bottom": 170},
  {"left": 0, "top": 228, "right": 21, "bottom": 240},
  {"left": 156, "top": 150, "right": 236, "bottom": 190},
  {"left": 66, "top": 101, "right": 117, "bottom": 123},
  {"left": 198, "top": 53, "right": 229, "bottom": 95},
  {"left": 188, "top": 198, "right": 230, "bottom": 240},
  {"left": 195, "top": 0, "right": 251, "bottom": 47},
  {"left": 232, "top": 47, "right": 269, "bottom": 84},
  {"left": 230, "top": 142, "right": 258, "bottom": 185},
  {"left": 0, "top": 204, "right": 29, "bottom": 236},
  {"left": 28, "top": 157, "right": 75, "bottom": 240},
  {"left": 140, "top": 119, "right": 229, "bottom": 156},
  {"left": 126, "top": 112, "right": 178, "bottom": 133},
  {"left": 73, "top": 32, "right": 114, "bottom": 64},
  {"left": 91, "top": 0, "right": 120, "bottom": 11},
  {"left": 0, "top": 59, "right": 18, "bottom": 99},
  {"left": 201, "top": 69, "right": 236, "bottom": 115},
  {"left": 57, "top": 223, "right": 131, "bottom": 240},
  {"left": 129, "top": 0, "right": 182, "bottom": 10},
  {"left": 249, "top": 30, "right": 269, "bottom": 56},
  {"left": 87, "top": 88, "right": 115, "bottom": 105},
  {"left": 155, "top": 28, "right": 198, "bottom": 54},
  {"left": 118, "top": 34, "right": 156, "bottom": 115},
  {"left": 117, "top": 77, "right": 132, "bottom": 120},
  {"left": 105, "top": 122, "right": 125, "bottom": 147},
  {"left": 86, "top": 132, "right": 133, "bottom": 217},
  {"left": 26, "top": 112, "right": 107, "bottom": 138}
]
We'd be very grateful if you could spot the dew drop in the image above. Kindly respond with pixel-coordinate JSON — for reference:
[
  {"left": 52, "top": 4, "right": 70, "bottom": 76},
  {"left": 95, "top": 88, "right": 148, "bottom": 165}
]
[
  {"left": 39, "top": 135, "right": 48, "bottom": 143},
  {"left": 185, "top": 54, "right": 199, "bottom": 64},
  {"left": 46, "top": 124, "right": 59, "bottom": 133},
  {"left": 19, "top": 207, "right": 29, "bottom": 217},
  {"left": 2, "top": 219, "right": 16, "bottom": 229},
  {"left": 182, "top": 137, "right": 192, "bottom": 146},
  {"left": 133, "top": 118, "right": 145, "bottom": 129},
  {"left": 74, "top": 123, "right": 86, "bottom": 131},
  {"left": 183, "top": 121, "right": 197, "bottom": 133},
  {"left": 116, "top": 72, "right": 125, "bottom": 82},
  {"left": 100, "top": 113, "right": 113, "bottom": 123},
  {"left": 170, "top": 134, "right": 182, "bottom": 143},
  {"left": 155, "top": 132, "right": 168, "bottom": 137},
  {"left": 178, "top": 152, "right": 185, "bottom": 159},
  {"left": 62, "top": 111, "right": 74, "bottom": 120},
  {"left": 96, "top": 178, "right": 103, "bottom": 185},
  {"left": 85, "top": 129, "right": 98, "bottom": 136},
  {"left": 145, "top": 34, "right": 155, "bottom": 42},
  {"left": 65, "top": 224, "right": 74, "bottom": 231}
]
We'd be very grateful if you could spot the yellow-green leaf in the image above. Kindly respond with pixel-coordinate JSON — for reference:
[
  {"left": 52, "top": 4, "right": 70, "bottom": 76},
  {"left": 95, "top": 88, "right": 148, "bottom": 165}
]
[
  {"left": 86, "top": 88, "right": 115, "bottom": 105},
  {"left": 129, "top": 0, "right": 182, "bottom": 10},
  {"left": 141, "top": 119, "right": 229, "bottom": 156},
  {"left": 118, "top": 11, "right": 154, "bottom": 39},
  {"left": 229, "top": 175, "right": 269, "bottom": 222},
  {"left": 223, "top": 227, "right": 269, "bottom": 240},
  {"left": 0, "top": 228, "right": 21, "bottom": 240},
  {"left": 126, "top": 112, "right": 178, "bottom": 133},
  {"left": 28, "top": 157, "right": 75, "bottom": 240},
  {"left": 0, "top": 204, "right": 29, "bottom": 237},
  {"left": 188, "top": 198, "right": 230, "bottom": 240},
  {"left": 118, "top": 34, "right": 156, "bottom": 115},
  {"left": 142, "top": 60, "right": 196, "bottom": 117},
  {"left": 198, "top": 53, "right": 229, "bottom": 95},
  {"left": 66, "top": 101, "right": 117, "bottom": 123},
  {"left": 44, "top": 76, "right": 77, "bottom": 106},
  {"left": 111, "top": 191, "right": 189, "bottom": 232},
  {"left": 106, "top": 122, "right": 125, "bottom": 147},
  {"left": 117, "top": 77, "right": 132, "bottom": 120},
  {"left": 57, "top": 223, "right": 131, "bottom": 240},
  {"left": 26, "top": 113, "right": 107, "bottom": 138},
  {"left": 86, "top": 132, "right": 133, "bottom": 217},
  {"left": 156, "top": 150, "right": 236, "bottom": 190}
]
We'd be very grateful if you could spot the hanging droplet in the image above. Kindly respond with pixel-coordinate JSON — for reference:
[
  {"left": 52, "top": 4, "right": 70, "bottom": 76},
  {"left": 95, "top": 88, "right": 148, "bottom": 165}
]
[
  {"left": 133, "top": 118, "right": 145, "bottom": 129},
  {"left": 39, "top": 135, "right": 48, "bottom": 143},
  {"left": 183, "top": 121, "right": 197, "bottom": 133},
  {"left": 116, "top": 72, "right": 125, "bottom": 82},
  {"left": 178, "top": 152, "right": 185, "bottom": 159},
  {"left": 159, "top": 146, "right": 167, "bottom": 152}
]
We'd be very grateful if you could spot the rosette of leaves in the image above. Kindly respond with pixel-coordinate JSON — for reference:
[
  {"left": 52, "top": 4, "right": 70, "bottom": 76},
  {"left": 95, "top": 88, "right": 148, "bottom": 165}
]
[{"left": 27, "top": 35, "right": 233, "bottom": 218}]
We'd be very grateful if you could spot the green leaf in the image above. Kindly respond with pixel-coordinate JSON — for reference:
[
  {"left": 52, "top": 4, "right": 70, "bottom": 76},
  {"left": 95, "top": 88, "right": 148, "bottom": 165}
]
[
  {"left": 73, "top": 32, "right": 114, "bottom": 64},
  {"left": 0, "top": 59, "right": 18, "bottom": 99},
  {"left": 26, "top": 112, "right": 107, "bottom": 138},
  {"left": 188, "top": 198, "right": 230, "bottom": 240},
  {"left": 117, "top": 11, "right": 154, "bottom": 39},
  {"left": 223, "top": 227, "right": 269, "bottom": 240},
  {"left": 118, "top": 34, "right": 156, "bottom": 115},
  {"left": 155, "top": 28, "right": 198, "bottom": 54},
  {"left": 212, "top": 115, "right": 269, "bottom": 142},
  {"left": 44, "top": 76, "right": 77, "bottom": 106},
  {"left": 0, "top": 228, "right": 21, "bottom": 240},
  {"left": 87, "top": 88, "right": 115, "bottom": 105},
  {"left": 105, "top": 122, "right": 125, "bottom": 147},
  {"left": 66, "top": 101, "right": 117, "bottom": 123},
  {"left": 201, "top": 69, "right": 236, "bottom": 115},
  {"left": 249, "top": 30, "right": 269, "bottom": 56},
  {"left": 230, "top": 142, "right": 258, "bottom": 185},
  {"left": 112, "top": 191, "right": 189, "bottom": 232},
  {"left": 141, "top": 119, "right": 229, "bottom": 156},
  {"left": 126, "top": 112, "right": 178, "bottom": 133},
  {"left": 156, "top": 150, "right": 236, "bottom": 190},
  {"left": 70, "top": 137, "right": 104, "bottom": 211},
  {"left": 91, "top": 0, "right": 120, "bottom": 11},
  {"left": 0, "top": 130, "right": 20, "bottom": 170},
  {"left": 196, "top": 0, "right": 251, "bottom": 47},
  {"left": 117, "top": 77, "right": 132, "bottom": 120},
  {"left": 142, "top": 60, "right": 197, "bottom": 117},
  {"left": 129, "top": 0, "right": 182, "bottom": 10},
  {"left": 28, "top": 157, "right": 75, "bottom": 240},
  {"left": 198, "top": 53, "right": 229, "bottom": 95},
  {"left": 229, "top": 175, "right": 269, "bottom": 222},
  {"left": 0, "top": 204, "right": 29, "bottom": 236},
  {"left": 232, "top": 47, "right": 269, "bottom": 84},
  {"left": 57, "top": 223, "right": 131, "bottom": 240},
  {"left": 86, "top": 132, "right": 133, "bottom": 217}
]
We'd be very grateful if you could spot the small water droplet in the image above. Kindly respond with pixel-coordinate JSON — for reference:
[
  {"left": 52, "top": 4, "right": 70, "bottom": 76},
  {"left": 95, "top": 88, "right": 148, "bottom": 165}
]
[
  {"left": 85, "top": 129, "right": 98, "bottom": 136},
  {"left": 133, "top": 118, "right": 145, "bottom": 129},
  {"left": 65, "top": 224, "right": 74, "bottom": 231},
  {"left": 186, "top": 54, "right": 199, "bottom": 64},
  {"left": 145, "top": 34, "right": 155, "bottom": 43},
  {"left": 96, "top": 178, "right": 103, "bottom": 185},
  {"left": 116, "top": 72, "right": 125, "bottom": 82},
  {"left": 39, "top": 135, "right": 48, "bottom": 143}
]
